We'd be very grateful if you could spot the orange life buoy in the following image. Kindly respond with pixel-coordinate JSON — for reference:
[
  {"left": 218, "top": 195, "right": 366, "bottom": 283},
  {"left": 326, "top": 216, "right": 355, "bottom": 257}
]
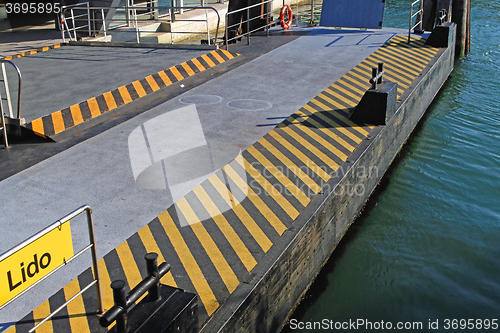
[{"left": 280, "top": 5, "right": 293, "bottom": 30}]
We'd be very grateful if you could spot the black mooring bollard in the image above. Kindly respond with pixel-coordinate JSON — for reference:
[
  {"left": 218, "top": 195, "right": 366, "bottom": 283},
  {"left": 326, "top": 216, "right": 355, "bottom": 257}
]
[
  {"left": 377, "top": 63, "right": 384, "bottom": 84},
  {"left": 111, "top": 280, "right": 127, "bottom": 332},
  {"left": 145, "top": 253, "right": 160, "bottom": 302}
]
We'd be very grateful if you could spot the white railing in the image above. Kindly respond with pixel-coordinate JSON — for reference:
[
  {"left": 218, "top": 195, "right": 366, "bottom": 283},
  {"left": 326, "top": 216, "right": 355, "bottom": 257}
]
[
  {"left": 408, "top": 0, "right": 423, "bottom": 44},
  {"left": 60, "top": 2, "right": 91, "bottom": 42},
  {"left": 61, "top": 5, "right": 220, "bottom": 45}
]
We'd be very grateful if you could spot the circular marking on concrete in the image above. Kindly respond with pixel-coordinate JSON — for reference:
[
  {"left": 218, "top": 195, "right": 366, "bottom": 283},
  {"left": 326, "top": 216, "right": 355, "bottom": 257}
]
[
  {"left": 179, "top": 95, "right": 223, "bottom": 105},
  {"left": 227, "top": 99, "right": 273, "bottom": 111}
]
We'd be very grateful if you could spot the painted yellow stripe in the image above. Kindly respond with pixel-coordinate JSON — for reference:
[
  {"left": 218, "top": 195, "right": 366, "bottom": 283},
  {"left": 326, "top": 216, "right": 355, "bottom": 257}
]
[
  {"left": 32, "top": 300, "right": 53, "bottom": 333},
  {"left": 87, "top": 97, "right": 102, "bottom": 118},
  {"left": 319, "top": 90, "right": 356, "bottom": 108},
  {"left": 42, "top": 46, "right": 49, "bottom": 52},
  {"left": 247, "top": 146, "right": 310, "bottom": 207},
  {"left": 118, "top": 86, "right": 133, "bottom": 104},
  {"left": 211, "top": 51, "right": 225, "bottom": 63},
  {"left": 301, "top": 116, "right": 356, "bottom": 152},
  {"left": 181, "top": 62, "right": 196, "bottom": 76},
  {"left": 115, "top": 242, "right": 143, "bottom": 293},
  {"left": 103, "top": 91, "right": 117, "bottom": 111},
  {"left": 382, "top": 43, "right": 433, "bottom": 64},
  {"left": 145, "top": 75, "right": 160, "bottom": 92},
  {"left": 209, "top": 175, "right": 273, "bottom": 252},
  {"left": 299, "top": 108, "right": 363, "bottom": 144},
  {"left": 157, "top": 210, "right": 219, "bottom": 316},
  {"left": 292, "top": 121, "right": 349, "bottom": 161},
  {"left": 307, "top": 106, "right": 370, "bottom": 135},
  {"left": 219, "top": 49, "right": 235, "bottom": 59},
  {"left": 311, "top": 97, "right": 347, "bottom": 114},
  {"left": 31, "top": 118, "right": 45, "bottom": 137},
  {"left": 29, "top": 50, "right": 37, "bottom": 55},
  {"left": 97, "top": 259, "right": 114, "bottom": 311},
  {"left": 268, "top": 130, "right": 331, "bottom": 182},
  {"left": 54, "top": 44, "right": 61, "bottom": 49},
  {"left": 337, "top": 77, "right": 368, "bottom": 95},
  {"left": 224, "top": 160, "right": 288, "bottom": 235},
  {"left": 259, "top": 138, "right": 322, "bottom": 193},
  {"left": 158, "top": 70, "right": 173, "bottom": 86},
  {"left": 4, "top": 325, "right": 15, "bottom": 332},
  {"left": 371, "top": 50, "right": 424, "bottom": 75},
  {"left": 170, "top": 66, "right": 185, "bottom": 81},
  {"left": 201, "top": 54, "right": 216, "bottom": 67},
  {"left": 51, "top": 111, "right": 65, "bottom": 134},
  {"left": 327, "top": 84, "right": 362, "bottom": 103},
  {"left": 176, "top": 197, "right": 240, "bottom": 293},
  {"left": 191, "top": 58, "right": 206, "bottom": 72},
  {"left": 69, "top": 104, "right": 84, "bottom": 126},
  {"left": 137, "top": 226, "right": 177, "bottom": 287},
  {"left": 64, "top": 279, "right": 90, "bottom": 333},
  {"left": 236, "top": 156, "right": 299, "bottom": 219},
  {"left": 4, "top": 56, "right": 12, "bottom": 60},
  {"left": 278, "top": 125, "right": 341, "bottom": 171},
  {"left": 193, "top": 185, "right": 257, "bottom": 272},
  {"left": 132, "top": 80, "right": 147, "bottom": 98}
]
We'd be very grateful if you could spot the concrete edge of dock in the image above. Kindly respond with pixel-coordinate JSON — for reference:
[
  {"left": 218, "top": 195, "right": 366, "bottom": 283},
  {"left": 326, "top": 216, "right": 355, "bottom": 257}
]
[{"left": 201, "top": 26, "right": 456, "bottom": 333}]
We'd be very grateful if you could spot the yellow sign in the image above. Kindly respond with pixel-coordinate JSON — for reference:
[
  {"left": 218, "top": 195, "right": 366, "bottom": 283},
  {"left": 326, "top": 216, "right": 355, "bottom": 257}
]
[{"left": 0, "top": 221, "right": 74, "bottom": 307}]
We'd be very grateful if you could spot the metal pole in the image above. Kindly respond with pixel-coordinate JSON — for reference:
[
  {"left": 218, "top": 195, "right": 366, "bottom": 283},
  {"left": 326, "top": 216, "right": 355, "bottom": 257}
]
[
  {"left": 225, "top": 13, "right": 229, "bottom": 50},
  {"left": 145, "top": 253, "right": 160, "bottom": 301},
  {"left": 247, "top": 7, "right": 250, "bottom": 45},
  {"left": 408, "top": 3, "right": 412, "bottom": 44},
  {"left": 111, "top": 280, "right": 128, "bottom": 332},
  {"left": 86, "top": 207, "right": 104, "bottom": 314},
  {"left": 0, "top": 63, "right": 13, "bottom": 118},
  {"left": 206, "top": 9, "right": 210, "bottom": 45},
  {"left": 377, "top": 63, "right": 383, "bottom": 85}
]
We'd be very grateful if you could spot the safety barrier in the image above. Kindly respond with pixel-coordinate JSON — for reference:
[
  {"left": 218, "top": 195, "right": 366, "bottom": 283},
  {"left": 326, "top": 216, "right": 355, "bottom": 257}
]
[
  {"left": 0, "top": 205, "right": 103, "bottom": 332},
  {"left": 225, "top": 0, "right": 273, "bottom": 50},
  {"left": 99, "top": 253, "right": 171, "bottom": 332},
  {"left": 408, "top": 0, "right": 423, "bottom": 43},
  {"left": 0, "top": 59, "right": 22, "bottom": 147},
  {"left": 60, "top": 5, "right": 220, "bottom": 45},
  {"left": 60, "top": 2, "right": 92, "bottom": 41}
]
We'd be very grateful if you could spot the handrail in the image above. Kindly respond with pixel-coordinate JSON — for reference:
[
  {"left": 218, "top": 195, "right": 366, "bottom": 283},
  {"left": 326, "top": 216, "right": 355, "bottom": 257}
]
[
  {"left": 225, "top": 0, "right": 273, "bottom": 50},
  {"left": 60, "top": 5, "right": 220, "bottom": 45},
  {"left": 408, "top": 0, "right": 423, "bottom": 44},
  {"left": 0, "top": 59, "right": 22, "bottom": 120},
  {"left": 60, "top": 2, "right": 91, "bottom": 42},
  {"left": 0, "top": 205, "right": 103, "bottom": 332}
]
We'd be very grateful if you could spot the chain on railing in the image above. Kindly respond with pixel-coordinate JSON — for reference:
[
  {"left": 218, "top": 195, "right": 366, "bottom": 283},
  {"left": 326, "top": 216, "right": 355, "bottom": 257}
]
[
  {"left": 225, "top": 0, "right": 273, "bottom": 50},
  {"left": 408, "top": 0, "right": 423, "bottom": 44},
  {"left": 61, "top": 5, "right": 220, "bottom": 45}
]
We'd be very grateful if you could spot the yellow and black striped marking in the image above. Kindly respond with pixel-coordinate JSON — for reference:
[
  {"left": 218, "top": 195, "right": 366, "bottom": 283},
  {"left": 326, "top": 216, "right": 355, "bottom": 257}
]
[
  {"left": 1, "top": 43, "right": 67, "bottom": 61},
  {"left": 6, "top": 35, "right": 440, "bottom": 333},
  {"left": 22, "top": 49, "right": 239, "bottom": 139}
]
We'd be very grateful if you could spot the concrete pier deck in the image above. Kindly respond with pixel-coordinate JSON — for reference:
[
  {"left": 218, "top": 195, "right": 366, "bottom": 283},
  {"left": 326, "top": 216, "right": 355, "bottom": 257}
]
[{"left": 0, "top": 23, "right": 454, "bottom": 333}]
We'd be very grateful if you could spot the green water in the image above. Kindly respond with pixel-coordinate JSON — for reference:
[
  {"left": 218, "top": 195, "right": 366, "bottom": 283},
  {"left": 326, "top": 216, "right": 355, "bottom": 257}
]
[{"left": 283, "top": 0, "right": 500, "bottom": 331}]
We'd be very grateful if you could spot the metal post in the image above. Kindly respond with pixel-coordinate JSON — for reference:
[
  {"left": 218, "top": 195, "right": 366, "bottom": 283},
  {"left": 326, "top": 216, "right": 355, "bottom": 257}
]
[
  {"left": 111, "top": 280, "right": 128, "bottom": 332},
  {"left": 408, "top": 2, "right": 412, "bottom": 44},
  {"left": 1, "top": 63, "right": 13, "bottom": 118},
  {"left": 145, "top": 253, "right": 160, "bottom": 301},
  {"left": 371, "top": 67, "right": 378, "bottom": 89},
  {"left": 86, "top": 208, "right": 104, "bottom": 314},
  {"left": 247, "top": 7, "right": 250, "bottom": 45},
  {"left": 206, "top": 9, "right": 210, "bottom": 45},
  {"left": 377, "top": 63, "right": 383, "bottom": 85},
  {"left": 0, "top": 97, "right": 8, "bottom": 148},
  {"left": 225, "top": 13, "right": 229, "bottom": 50},
  {"left": 87, "top": 3, "right": 91, "bottom": 36},
  {"left": 308, "top": 0, "right": 315, "bottom": 26}
]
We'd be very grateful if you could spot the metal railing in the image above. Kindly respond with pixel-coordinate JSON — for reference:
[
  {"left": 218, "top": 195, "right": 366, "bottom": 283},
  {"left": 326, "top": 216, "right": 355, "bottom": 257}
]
[
  {"left": 408, "top": 0, "right": 423, "bottom": 44},
  {"left": 61, "top": 5, "right": 220, "bottom": 45},
  {"left": 60, "top": 2, "right": 91, "bottom": 41},
  {"left": 0, "top": 60, "right": 22, "bottom": 120},
  {"left": 225, "top": 0, "right": 273, "bottom": 50},
  {"left": 0, "top": 205, "right": 103, "bottom": 332}
]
